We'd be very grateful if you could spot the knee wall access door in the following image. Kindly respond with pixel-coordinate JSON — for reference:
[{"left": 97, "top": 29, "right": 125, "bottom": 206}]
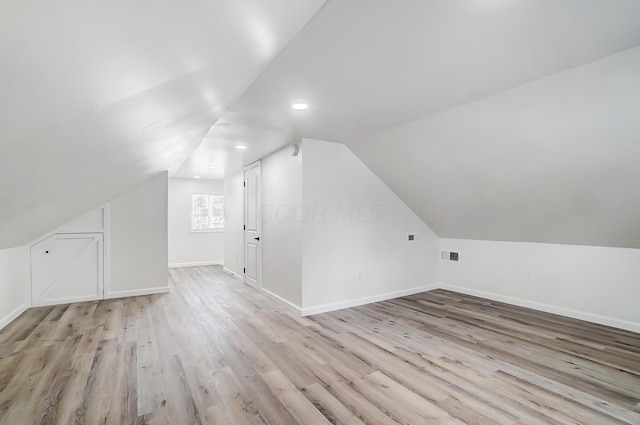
[{"left": 31, "top": 233, "right": 104, "bottom": 307}]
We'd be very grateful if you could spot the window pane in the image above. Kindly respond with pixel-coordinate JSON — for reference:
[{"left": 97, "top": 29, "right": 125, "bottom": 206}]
[
  {"left": 209, "top": 195, "right": 224, "bottom": 228},
  {"left": 191, "top": 193, "right": 224, "bottom": 231}
]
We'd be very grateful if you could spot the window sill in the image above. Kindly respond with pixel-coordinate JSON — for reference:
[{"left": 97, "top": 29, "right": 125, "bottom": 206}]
[{"left": 190, "top": 229, "right": 224, "bottom": 233}]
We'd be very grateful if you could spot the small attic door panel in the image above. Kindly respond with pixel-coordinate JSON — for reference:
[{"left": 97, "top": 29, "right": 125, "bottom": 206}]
[{"left": 31, "top": 233, "right": 104, "bottom": 307}]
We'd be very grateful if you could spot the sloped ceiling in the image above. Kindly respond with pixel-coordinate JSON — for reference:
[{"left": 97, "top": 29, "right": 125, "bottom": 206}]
[
  {"left": 0, "top": 0, "right": 325, "bottom": 250},
  {"left": 3, "top": 0, "right": 640, "bottom": 251},
  {"left": 177, "top": 0, "right": 640, "bottom": 249},
  {"left": 352, "top": 47, "right": 640, "bottom": 248}
]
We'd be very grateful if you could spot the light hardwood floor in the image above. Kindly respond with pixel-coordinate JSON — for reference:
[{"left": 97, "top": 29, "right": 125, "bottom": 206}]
[{"left": 1, "top": 265, "right": 639, "bottom": 424}]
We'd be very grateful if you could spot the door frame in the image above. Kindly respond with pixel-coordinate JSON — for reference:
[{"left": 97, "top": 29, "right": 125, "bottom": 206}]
[{"left": 243, "top": 161, "right": 262, "bottom": 290}]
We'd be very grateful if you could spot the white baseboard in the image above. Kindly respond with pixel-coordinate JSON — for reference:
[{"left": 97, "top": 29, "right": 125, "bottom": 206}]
[
  {"left": 301, "top": 283, "right": 440, "bottom": 317},
  {"left": 169, "top": 260, "right": 222, "bottom": 268},
  {"left": 261, "top": 288, "right": 302, "bottom": 314},
  {"left": 0, "top": 303, "right": 28, "bottom": 331},
  {"left": 104, "top": 286, "right": 170, "bottom": 300},
  {"left": 437, "top": 283, "right": 640, "bottom": 334},
  {"left": 222, "top": 267, "right": 243, "bottom": 280},
  {"left": 33, "top": 295, "right": 104, "bottom": 307}
]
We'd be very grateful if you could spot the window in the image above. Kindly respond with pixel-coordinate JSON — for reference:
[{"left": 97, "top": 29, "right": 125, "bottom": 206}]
[{"left": 191, "top": 194, "right": 224, "bottom": 231}]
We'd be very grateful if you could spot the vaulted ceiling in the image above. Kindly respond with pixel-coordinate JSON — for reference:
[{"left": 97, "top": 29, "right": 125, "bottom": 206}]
[
  {"left": 2, "top": 0, "right": 640, "bottom": 250},
  {"left": 175, "top": 0, "right": 640, "bottom": 249},
  {"left": 353, "top": 46, "right": 640, "bottom": 248},
  {"left": 0, "top": 0, "right": 325, "bottom": 250}
]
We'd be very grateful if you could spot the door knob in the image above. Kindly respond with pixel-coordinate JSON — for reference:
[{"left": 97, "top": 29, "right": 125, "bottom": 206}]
[{"left": 254, "top": 237, "right": 260, "bottom": 241}]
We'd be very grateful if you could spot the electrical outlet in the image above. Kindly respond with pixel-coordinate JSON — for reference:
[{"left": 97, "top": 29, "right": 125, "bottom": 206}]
[
  {"left": 525, "top": 271, "right": 534, "bottom": 282},
  {"left": 407, "top": 232, "right": 421, "bottom": 243},
  {"left": 356, "top": 270, "right": 363, "bottom": 280}
]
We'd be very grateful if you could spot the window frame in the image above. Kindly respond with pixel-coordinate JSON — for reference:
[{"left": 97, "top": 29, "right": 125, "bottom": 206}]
[{"left": 190, "top": 192, "right": 224, "bottom": 233}]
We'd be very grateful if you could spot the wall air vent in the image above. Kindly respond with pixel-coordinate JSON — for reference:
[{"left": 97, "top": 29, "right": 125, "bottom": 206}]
[{"left": 440, "top": 250, "right": 460, "bottom": 262}]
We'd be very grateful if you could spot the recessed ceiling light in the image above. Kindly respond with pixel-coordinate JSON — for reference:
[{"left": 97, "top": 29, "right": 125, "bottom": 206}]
[
  {"left": 291, "top": 103, "right": 309, "bottom": 110},
  {"left": 235, "top": 145, "right": 247, "bottom": 150},
  {"left": 208, "top": 165, "right": 219, "bottom": 169},
  {"left": 193, "top": 175, "right": 201, "bottom": 179}
]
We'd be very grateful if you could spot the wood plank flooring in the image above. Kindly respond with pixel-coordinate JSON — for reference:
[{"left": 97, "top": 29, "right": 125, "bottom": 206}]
[{"left": 1, "top": 265, "right": 639, "bottom": 424}]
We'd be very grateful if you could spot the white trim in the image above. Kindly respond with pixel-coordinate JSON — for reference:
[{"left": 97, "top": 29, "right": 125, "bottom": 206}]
[
  {"left": 298, "top": 281, "right": 640, "bottom": 332},
  {"left": 262, "top": 287, "right": 302, "bottom": 314},
  {"left": 23, "top": 245, "right": 32, "bottom": 308},
  {"left": 262, "top": 288, "right": 302, "bottom": 315},
  {"left": 437, "top": 283, "right": 640, "bottom": 334},
  {"left": 34, "top": 295, "right": 102, "bottom": 308},
  {"left": 301, "top": 283, "right": 440, "bottom": 316},
  {"left": 169, "top": 260, "right": 222, "bottom": 268},
  {"left": 0, "top": 303, "right": 28, "bottom": 331},
  {"left": 243, "top": 160, "right": 262, "bottom": 170},
  {"left": 27, "top": 204, "right": 108, "bottom": 247},
  {"left": 103, "top": 203, "right": 111, "bottom": 301},
  {"left": 104, "top": 286, "right": 169, "bottom": 300},
  {"left": 223, "top": 267, "right": 243, "bottom": 280}
]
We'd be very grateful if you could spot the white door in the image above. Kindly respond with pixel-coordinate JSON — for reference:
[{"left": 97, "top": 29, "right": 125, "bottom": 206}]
[
  {"left": 244, "top": 162, "right": 262, "bottom": 289},
  {"left": 31, "top": 233, "right": 104, "bottom": 307}
]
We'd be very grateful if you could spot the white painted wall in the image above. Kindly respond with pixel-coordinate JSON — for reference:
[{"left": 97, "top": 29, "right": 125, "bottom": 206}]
[
  {"left": 223, "top": 171, "right": 245, "bottom": 277},
  {"left": 301, "top": 139, "right": 439, "bottom": 314},
  {"left": 168, "top": 178, "right": 224, "bottom": 267},
  {"left": 353, "top": 46, "right": 640, "bottom": 249},
  {"left": 439, "top": 238, "right": 640, "bottom": 332},
  {"left": 108, "top": 172, "right": 169, "bottom": 298},
  {"left": 0, "top": 246, "right": 28, "bottom": 330},
  {"left": 1, "top": 173, "right": 169, "bottom": 329},
  {"left": 262, "top": 147, "right": 303, "bottom": 307}
]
